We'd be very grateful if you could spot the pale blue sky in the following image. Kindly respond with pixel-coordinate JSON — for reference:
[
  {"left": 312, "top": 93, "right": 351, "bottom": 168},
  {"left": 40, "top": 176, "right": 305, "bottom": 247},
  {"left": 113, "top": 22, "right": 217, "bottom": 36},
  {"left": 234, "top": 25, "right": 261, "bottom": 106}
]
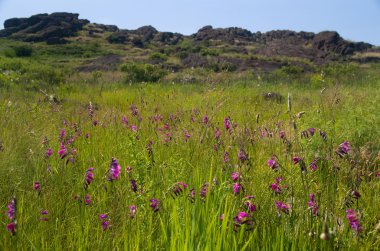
[{"left": 0, "top": 0, "right": 379, "bottom": 45}]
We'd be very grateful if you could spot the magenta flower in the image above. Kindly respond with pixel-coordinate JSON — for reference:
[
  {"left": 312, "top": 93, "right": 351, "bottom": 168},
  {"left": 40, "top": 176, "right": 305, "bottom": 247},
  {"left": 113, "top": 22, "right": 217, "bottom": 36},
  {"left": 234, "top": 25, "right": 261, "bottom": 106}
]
[
  {"left": 109, "top": 158, "right": 121, "bottom": 181},
  {"left": 129, "top": 205, "right": 137, "bottom": 218},
  {"left": 190, "top": 115, "right": 195, "bottom": 123},
  {"left": 184, "top": 131, "right": 191, "bottom": 141},
  {"left": 234, "top": 212, "right": 252, "bottom": 225},
  {"left": 122, "top": 116, "right": 128, "bottom": 125},
  {"left": 233, "top": 183, "right": 242, "bottom": 195},
  {"left": 213, "top": 144, "right": 219, "bottom": 151},
  {"left": 346, "top": 209, "right": 364, "bottom": 234},
  {"left": 309, "top": 159, "right": 318, "bottom": 172},
  {"left": 223, "top": 152, "right": 230, "bottom": 163},
  {"left": 169, "top": 114, "right": 175, "bottom": 121},
  {"left": 245, "top": 200, "right": 257, "bottom": 213},
  {"left": 308, "top": 128, "right": 316, "bottom": 136},
  {"left": 270, "top": 177, "right": 285, "bottom": 194},
  {"left": 172, "top": 182, "right": 188, "bottom": 196},
  {"left": 34, "top": 182, "right": 41, "bottom": 191},
  {"left": 275, "top": 201, "right": 290, "bottom": 215},
  {"left": 102, "top": 221, "right": 109, "bottom": 230},
  {"left": 189, "top": 188, "right": 196, "bottom": 202},
  {"left": 150, "top": 198, "right": 160, "bottom": 212},
  {"left": 220, "top": 214, "right": 225, "bottom": 221},
  {"left": 130, "top": 179, "right": 137, "bottom": 192},
  {"left": 337, "top": 141, "right": 350, "bottom": 157},
  {"left": 268, "top": 157, "right": 279, "bottom": 170},
  {"left": 58, "top": 142, "right": 67, "bottom": 159},
  {"left": 215, "top": 127, "right": 221, "bottom": 139},
  {"left": 46, "top": 149, "right": 52, "bottom": 157},
  {"left": 224, "top": 117, "right": 231, "bottom": 131},
  {"left": 293, "top": 156, "right": 306, "bottom": 172},
  {"left": 85, "top": 133, "right": 90, "bottom": 139},
  {"left": 292, "top": 156, "right": 300, "bottom": 164},
  {"left": 6, "top": 222, "right": 16, "bottom": 235},
  {"left": 203, "top": 115, "right": 209, "bottom": 124},
  {"left": 351, "top": 190, "right": 361, "bottom": 199},
  {"left": 238, "top": 148, "right": 248, "bottom": 162},
  {"left": 59, "top": 129, "right": 66, "bottom": 140},
  {"left": 270, "top": 183, "right": 281, "bottom": 194},
  {"left": 41, "top": 209, "right": 49, "bottom": 215},
  {"left": 180, "top": 182, "right": 188, "bottom": 189},
  {"left": 231, "top": 172, "right": 240, "bottom": 182},
  {"left": 99, "top": 214, "right": 108, "bottom": 221},
  {"left": 164, "top": 132, "right": 172, "bottom": 143},
  {"left": 200, "top": 183, "right": 209, "bottom": 200},
  {"left": 7, "top": 197, "right": 16, "bottom": 220},
  {"left": 85, "top": 167, "right": 94, "bottom": 187},
  {"left": 130, "top": 125, "right": 138, "bottom": 132},
  {"left": 279, "top": 130, "right": 285, "bottom": 139},
  {"left": 130, "top": 104, "right": 139, "bottom": 116},
  {"left": 85, "top": 194, "right": 91, "bottom": 205},
  {"left": 307, "top": 194, "right": 318, "bottom": 216},
  {"left": 164, "top": 123, "right": 170, "bottom": 130},
  {"left": 154, "top": 114, "right": 163, "bottom": 122}
]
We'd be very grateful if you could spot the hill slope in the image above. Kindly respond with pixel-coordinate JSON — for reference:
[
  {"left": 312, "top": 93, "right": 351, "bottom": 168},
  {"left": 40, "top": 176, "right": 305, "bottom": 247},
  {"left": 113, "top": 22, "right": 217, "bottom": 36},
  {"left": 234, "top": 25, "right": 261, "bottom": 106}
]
[{"left": 0, "top": 12, "right": 379, "bottom": 77}]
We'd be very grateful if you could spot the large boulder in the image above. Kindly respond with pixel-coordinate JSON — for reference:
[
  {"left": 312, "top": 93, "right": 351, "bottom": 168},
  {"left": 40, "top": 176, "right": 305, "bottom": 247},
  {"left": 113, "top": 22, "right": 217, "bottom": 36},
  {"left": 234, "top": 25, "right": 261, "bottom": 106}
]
[
  {"left": 312, "top": 31, "right": 372, "bottom": 56},
  {"left": 192, "top": 25, "right": 253, "bottom": 44},
  {"left": 153, "top": 32, "right": 183, "bottom": 45},
  {"left": 0, "top": 12, "right": 89, "bottom": 43}
]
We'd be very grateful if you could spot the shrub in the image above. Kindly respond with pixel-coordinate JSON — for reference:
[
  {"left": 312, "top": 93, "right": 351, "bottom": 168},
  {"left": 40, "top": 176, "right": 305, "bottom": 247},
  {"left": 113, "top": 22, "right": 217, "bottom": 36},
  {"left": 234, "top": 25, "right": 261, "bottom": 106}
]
[
  {"left": 149, "top": 52, "right": 168, "bottom": 61},
  {"left": 278, "top": 65, "right": 304, "bottom": 75},
  {"left": 200, "top": 48, "right": 220, "bottom": 56},
  {"left": 13, "top": 45, "right": 33, "bottom": 57},
  {"left": 121, "top": 63, "right": 167, "bottom": 83}
]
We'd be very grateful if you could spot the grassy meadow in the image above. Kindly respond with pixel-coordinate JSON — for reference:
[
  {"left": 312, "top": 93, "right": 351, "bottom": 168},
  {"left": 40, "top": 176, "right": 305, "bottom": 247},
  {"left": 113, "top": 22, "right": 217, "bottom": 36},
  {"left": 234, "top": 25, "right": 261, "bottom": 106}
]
[
  {"left": 0, "top": 36, "right": 380, "bottom": 250},
  {"left": 0, "top": 70, "right": 379, "bottom": 250}
]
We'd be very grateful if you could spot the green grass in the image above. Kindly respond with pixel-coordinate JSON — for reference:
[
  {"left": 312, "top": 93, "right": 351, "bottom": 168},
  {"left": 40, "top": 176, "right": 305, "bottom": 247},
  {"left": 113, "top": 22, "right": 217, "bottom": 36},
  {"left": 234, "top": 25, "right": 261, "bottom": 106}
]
[{"left": 0, "top": 78, "right": 379, "bottom": 250}]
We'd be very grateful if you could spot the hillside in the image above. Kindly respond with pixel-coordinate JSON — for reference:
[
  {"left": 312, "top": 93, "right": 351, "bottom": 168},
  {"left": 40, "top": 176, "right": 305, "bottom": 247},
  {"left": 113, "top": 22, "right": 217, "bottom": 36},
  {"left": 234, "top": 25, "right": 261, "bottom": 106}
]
[{"left": 0, "top": 12, "right": 380, "bottom": 85}]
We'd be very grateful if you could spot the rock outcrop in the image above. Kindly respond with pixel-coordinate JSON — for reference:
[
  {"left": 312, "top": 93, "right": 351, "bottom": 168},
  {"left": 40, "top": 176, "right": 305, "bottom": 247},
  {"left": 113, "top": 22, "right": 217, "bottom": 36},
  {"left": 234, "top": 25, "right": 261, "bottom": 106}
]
[
  {"left": 0, "top": 12, "right": 89, "bottom": 44},
  {"left": 107, "top": 26, "right": 182, "bottom": 47}
]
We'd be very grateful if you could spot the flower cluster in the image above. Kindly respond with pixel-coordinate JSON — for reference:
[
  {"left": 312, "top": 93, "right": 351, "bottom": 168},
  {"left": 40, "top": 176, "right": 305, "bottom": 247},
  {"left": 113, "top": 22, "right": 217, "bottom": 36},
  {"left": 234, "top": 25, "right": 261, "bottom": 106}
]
[
  {"left": 337, "top": 141, "right": 350, "bottom": 158},
  {"left": 346, "top": 209, "right": 364, "bottom": 234},
  {"left": 6, "top": 197, "right": 17, "bottom": 235},
  {"left": 307, "top": 194, "right": 318, "bottom": 216},
  {"left": 109, "top": 158, "right": 121, "bottom": 181}
]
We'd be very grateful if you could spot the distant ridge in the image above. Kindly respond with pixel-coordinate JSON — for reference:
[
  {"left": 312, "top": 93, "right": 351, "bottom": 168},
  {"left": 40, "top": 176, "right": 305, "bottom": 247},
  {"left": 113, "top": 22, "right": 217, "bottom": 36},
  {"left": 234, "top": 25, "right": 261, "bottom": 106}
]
[{"left": 1, "top": 12, "right": 379, "bottom": 72}]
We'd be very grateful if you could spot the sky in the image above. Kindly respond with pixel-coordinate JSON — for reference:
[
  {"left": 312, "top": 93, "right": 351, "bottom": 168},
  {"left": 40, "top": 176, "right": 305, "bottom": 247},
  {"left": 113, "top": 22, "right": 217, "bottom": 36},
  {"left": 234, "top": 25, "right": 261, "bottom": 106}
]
[{"left": 0, "top": 0, "right": 379, "bottom": 45}]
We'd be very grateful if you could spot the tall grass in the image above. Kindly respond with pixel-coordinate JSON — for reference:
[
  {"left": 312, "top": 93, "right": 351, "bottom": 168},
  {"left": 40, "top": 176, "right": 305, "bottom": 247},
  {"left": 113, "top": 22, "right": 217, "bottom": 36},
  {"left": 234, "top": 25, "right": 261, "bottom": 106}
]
[{"left": 0, "top": 81, "right": 379, "bottom": 250}]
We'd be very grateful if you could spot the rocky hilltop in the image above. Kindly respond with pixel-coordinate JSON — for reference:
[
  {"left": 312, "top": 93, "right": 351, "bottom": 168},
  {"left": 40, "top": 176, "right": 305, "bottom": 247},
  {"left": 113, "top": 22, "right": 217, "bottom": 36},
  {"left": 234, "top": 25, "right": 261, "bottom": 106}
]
[
  {"left": 0, "top": 12, "right": 378, "bottom": 73},
  {"left": 0, "top": 12, "right": 89, "bottom": 44}
]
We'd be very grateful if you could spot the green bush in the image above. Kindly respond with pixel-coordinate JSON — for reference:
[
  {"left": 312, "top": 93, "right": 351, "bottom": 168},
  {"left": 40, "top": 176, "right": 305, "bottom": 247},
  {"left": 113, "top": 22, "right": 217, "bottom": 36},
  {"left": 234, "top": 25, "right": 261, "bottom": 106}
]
[
  {"left": 121, "top": 63, "right": 167, "bottom": 83},
  {"left": 13, "top": 45, "right": 33, "bottom": 57},
  {"left": 200, "top": 48, "right": 220, "bottom": 56},
  {"left": 3, "top": 48, "right": 16, "bottom": 58},
  {"left": 177, "top": 51, "right": 189, "bottom": 59},
  {"left": 150, "top": 52, "right": 168, "bottom": 61},
  {"left": 208, "top": 60, "right": 237, "bottom": 72},
  {"left": 278, "top": 65, "right": 304, "bottom": 75},
  {"left": 0, "top": 57, "right": 64, "bottom": 86}
]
